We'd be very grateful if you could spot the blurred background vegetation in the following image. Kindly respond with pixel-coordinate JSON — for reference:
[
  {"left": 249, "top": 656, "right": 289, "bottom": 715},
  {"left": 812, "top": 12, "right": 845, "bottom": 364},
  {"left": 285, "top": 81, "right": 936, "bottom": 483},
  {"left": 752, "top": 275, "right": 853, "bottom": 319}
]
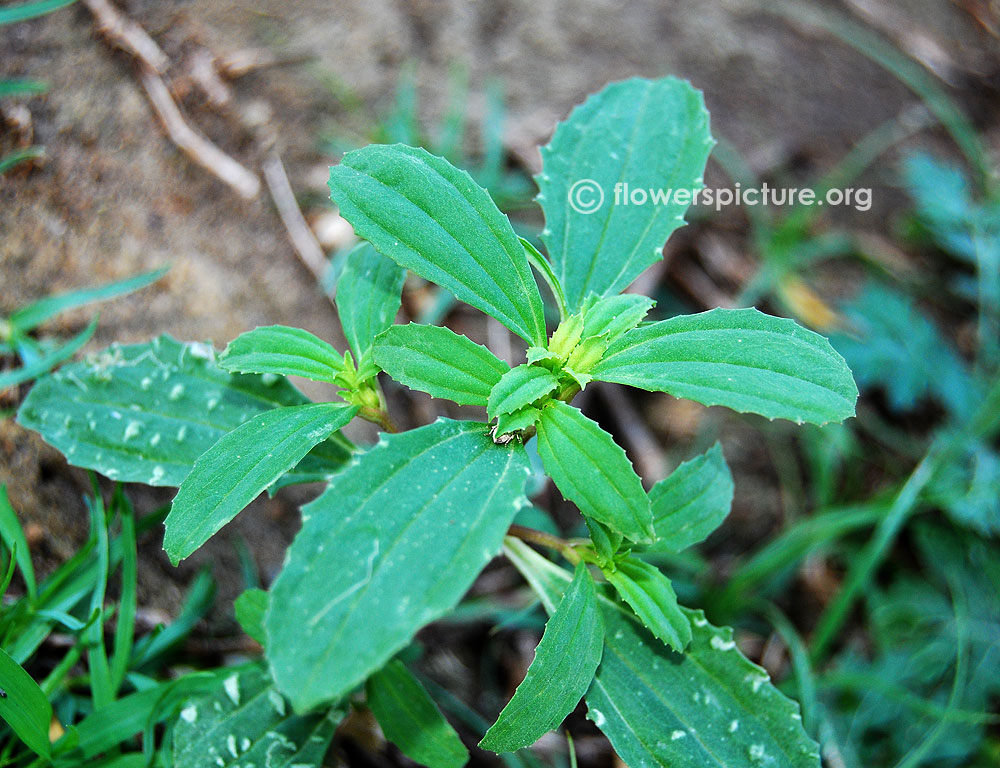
[{"left": 2, "top": 1, "right": 999, "bottom": 766}]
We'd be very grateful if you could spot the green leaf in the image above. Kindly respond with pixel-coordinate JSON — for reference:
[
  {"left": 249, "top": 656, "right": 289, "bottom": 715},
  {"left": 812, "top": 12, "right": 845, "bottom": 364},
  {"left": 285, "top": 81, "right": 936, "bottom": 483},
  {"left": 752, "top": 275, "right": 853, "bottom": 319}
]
[
  {"left": 535, "top": 400, "right": 652, "bottom": 542},
  {"left": 537, "top": 77, "right": 713, "bottom": 311},
  {"left": 503, "top": 540, "right": 821, "bottom": 768},
  {"left": 164, "top": 402, "right": 358, "bottom": 564},
  {"left": 645, "top": 443, "right": 733, "bottom": 552},
  {"left": 234, "top": 588, "right": 268, "bottom": 646},
  {"left": 219, "top": 325, "right": 345, "bottom": 383},
  {"left": 267, "top": 419, "right": 529, "bottom": 712},
  {"left": 328, "top": 144, "right": 547, "bottom": 345},
  {"left": 0, "top": 78, "right": 48, "bottom": 97},
  {"left": 494, "top": 406, "right": 541, "bottom": 438},
  {"left": 8, "top": 267, "right": 166, "bottom": 333},
  {"left": 487, "top": 364, "right": 559, "bottom": 419},
  {"left": 336, "top": 241, "right": 407, "bottom": 360},
  {"left": 367, "top": 659, "right": 468, "bottom": 768},
  {"left": 0, "top": 315, "right": 98, "bottom": 391},
  {"left": 603, "top": 557, "right": 691, "bottom": 651},
  {"left": 480, "top": 562, "right": 603, "bottom": 753},
  {"left": 172, "top": 665, "right": 343, "bottom": 768},
  {"left": 16, "top": 336, "right": 352, "bottom": 487},
  {"left": 583, "top": 294, "right": 655, "bottom": 342},
  {"left": 0, "top": 0, "right": 76, "bottom": 26},
  {"left": 589, "top": 605, "right": 820, "bottom": 768},
  {"left": 373, "top": 323, "right": 509, "bottom": 406},
  {"left": 592, "top": 307, "right": 858, "bottom": 425},
  {"left": 0, "top": 646, "right": 52, "bottom": 758},
  {"left": 0, "top": 486, "right": 37, "bottom": 602}
]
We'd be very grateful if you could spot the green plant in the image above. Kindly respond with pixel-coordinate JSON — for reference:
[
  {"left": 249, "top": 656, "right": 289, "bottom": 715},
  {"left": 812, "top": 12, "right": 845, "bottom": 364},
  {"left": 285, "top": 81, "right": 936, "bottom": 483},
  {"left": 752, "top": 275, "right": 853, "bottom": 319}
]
[
  {"left": 15, "top": 77, "right": 859, "bottom": 766},
  {"left": 0, "top": 268, "right": 167, "bottom": 404},
  {"left": 0, "top": 0, "right": 78, "bottom": 174}
]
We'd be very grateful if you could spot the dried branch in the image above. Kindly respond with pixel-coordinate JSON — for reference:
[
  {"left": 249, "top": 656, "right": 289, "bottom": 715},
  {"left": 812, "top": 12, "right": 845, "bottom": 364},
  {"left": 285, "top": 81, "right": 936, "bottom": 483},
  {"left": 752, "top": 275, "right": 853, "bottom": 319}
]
[{"left": 82, "top": 0, "right": 169, "bottom": 74}]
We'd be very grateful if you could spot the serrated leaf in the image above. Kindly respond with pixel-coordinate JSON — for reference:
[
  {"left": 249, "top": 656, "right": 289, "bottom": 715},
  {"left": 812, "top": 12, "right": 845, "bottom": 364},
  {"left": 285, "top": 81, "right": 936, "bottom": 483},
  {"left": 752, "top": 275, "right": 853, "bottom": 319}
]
[
  {"left": 592, "top": 307, "right": 858, "bottom": 425},
  {"left": 495, "top": 406, "right": 541, "bottom": 437},
  {"left": 603, "top": 557, "right": 691, "bottom": 651},
  {"left": 645, "top": 442, "right": 733, "bottom": 553},
  {"left": 164, "top": 402, "right": 358, "bottom": 564},
  {"left": 0, "top": 646, "right": 52, "bottom": 758},
  {"left": 535, "top": 400, "right": 652, "bottom": 542},
  {"left": 219, "top": 325, "right": 345, "bottom": 382},
  {"left": 588, "top": 605, "right": 820, "bottom": 768},
  {"left": 367, "top": 660, "right": 468, "bottom": 768},
  {"left": 537, "top": 77, "right": 713, "bottom": 310},
  {"left": 336, "top": 241, "right": 407, "bottom": 360},
  {"left": 267, "top": 419, "right": 529, "bottom": 711},
  {"left": 17, "top": 336, "right": 352, "bottom": 487},
  {"left": 583, "top": 294, "right": 655, "bottom": 342},
  {"left": 480, "top": 562, "right": 603, "bottom": 753},
  {"left": 234, "top": 588, "right": 267, "bottom": 646},
  {"left": 487, "top": 364, "right": 559, "bottom": 419},
  {"left": 503, "top": 541, "right": 821, "bottom": 768},
  {"left": 329, "top": 144, "right": 547, "bottom": 345},
  {"left": 172, "top": 665, "right": 343, "bottom": 768},
  {"left": 373, "top": 323, "right": 509, "bottom": 406}
]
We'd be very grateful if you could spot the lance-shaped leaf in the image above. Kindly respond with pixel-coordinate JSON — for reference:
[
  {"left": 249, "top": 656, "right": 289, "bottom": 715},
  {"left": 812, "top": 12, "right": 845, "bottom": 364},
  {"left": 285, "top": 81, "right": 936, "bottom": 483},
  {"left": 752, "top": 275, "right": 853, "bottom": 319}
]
[
  {"left": 582, "top": 294, "right": 655, "bottom": 343},
  {"left": 234, "top": 588, "right": 268, "bottom": 646},
  {"left": 480, "top": 562, "right": 603, "bottom": 753},
  {"left": 487, "top": 364, "right": 559, "bottom": 419},
  {"left": 374, "top": 323, "right": 509, "bottom": 406},
  {"left": 219, "top": 325, "right": 344, "bottom": 382},
  {"left": 535, "top": 400, "right": 652, "bottom": 542},
  {"left": 367, "top": 660, "right": 468, "bottom": 768},
  {"left": 592, "top": 308, "right": 859, "bottom": 425},
  {"left": 172, "top": 665, "right": 344, "bottom": 768},
  {"left": 0, "top": 647, "right": 52, "bottom": 758},
  {"left": 17, "top": 336, "right": 352, "bottom": 487},
  {"left": 603, "top": 557, "right": 690, "bottom": 651},
  {"left": 164, "top": 402, "right": 358, "bottom": 564},
  {"left": 328, "top": 144, "right": 547, "bottom": 345},
  {"left": 267, "top": 419, "right": 530, "bottom": 712},
  {"left": 646, "top": 442, "right": 733, "bottom": 552},
  {"left": 537, "top": 77, "right": 714, "bottom": 311},
  {"left": 336, "top": 241, "right": 407, "bottom": 360},
  {"left": 503, "top": 540, "right": 821, "bottom": 768}
]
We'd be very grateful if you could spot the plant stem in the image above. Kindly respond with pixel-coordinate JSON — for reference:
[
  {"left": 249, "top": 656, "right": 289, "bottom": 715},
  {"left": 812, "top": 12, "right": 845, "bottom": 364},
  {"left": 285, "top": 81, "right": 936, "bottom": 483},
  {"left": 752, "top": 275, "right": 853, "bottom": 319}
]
[
  {"left": 506, "top": 524, "right": 581, "bottom": 565},
  {"left": 358, "top": 406, "right": 398, "bottom": 433}
]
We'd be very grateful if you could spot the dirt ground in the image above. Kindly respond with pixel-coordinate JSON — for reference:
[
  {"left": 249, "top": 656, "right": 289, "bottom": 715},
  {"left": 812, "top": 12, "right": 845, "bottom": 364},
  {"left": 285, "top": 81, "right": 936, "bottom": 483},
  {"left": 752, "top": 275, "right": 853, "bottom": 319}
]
[{"left": 2, "top": 0, "right": 998, "bottom": 691}]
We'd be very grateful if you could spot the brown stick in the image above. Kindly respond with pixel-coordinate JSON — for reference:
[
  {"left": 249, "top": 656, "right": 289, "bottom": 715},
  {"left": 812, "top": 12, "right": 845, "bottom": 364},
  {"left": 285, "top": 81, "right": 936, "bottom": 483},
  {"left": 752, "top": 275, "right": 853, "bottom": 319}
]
[
  {"left": 261, "top": 151, "right": 330, "bottom": 285},
  {"left": 82, "top": 0, "right": 168, "bottom": 74},
  {"left": 138, "top": 66, "right": 261, "bottom": 199}
]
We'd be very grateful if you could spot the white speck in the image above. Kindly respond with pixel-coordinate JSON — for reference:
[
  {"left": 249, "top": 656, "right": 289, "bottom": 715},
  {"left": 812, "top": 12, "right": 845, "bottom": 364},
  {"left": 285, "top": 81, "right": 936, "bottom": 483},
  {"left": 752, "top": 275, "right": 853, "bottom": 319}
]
[
  {"left": 749, "top": 744, "right": 766, "bottom": 761},
  {"left": 110, "top": 410, "right": 122, "bottom": 420},
  {"left": 590, "top": 709, "right": 605, "bottom": 728},
  {"left": 671, "top": 730, "right": 687, "bottom": 740},
  {"left": 188, "top": 342, "right": 214, "bottom": 360},
  {"left": 791, "top": 712, "right": 802, "bottom": 721},
  {"left": 176, "top": 425, "right": 187, "bottom": 441},
  {"left": 227, "top": 734, "right": 239, "bottom": 758},
  {"left": 268, "top": 689, "right": 286, "bottom": 717},
  {"left": 207, "top": 396, "right": 219, "bottom": 410},
  {"left": 180, "top": 705, "right": 197, "bottom": 723},
  {"left": 692, "top": 615, "right": 708, "bottom": 627},
  {"left": 140, "top": 377, "right": 152, "bottom": 390},
  {"left": 710, "top": 635, "right": 736, "bottom": 651},
  {"left": 223, "top": 673, "right": 240, "bottom": 705},
  {"left": 150, "top": 466, "right": 165, "bottom": 483},
  {"left": 729, "top": 720, "right": 739, "bottom": 733},
  {"left": 169, "top": 384, "right": 185, "bottom": 400},
  {"left": 261, "top": 372, "right": 279, "bottom": 386},
  {"left": 124, "top": 420, "right": 142, "bottom": 441},
  {"left": 746, "top": 673, "right": 769, "bottom": 693},
  {"left": 150, "top": 432, "right": 161, "bottom": 447},
  {"left": 240, "top": 737, "right": 251, "bottom": 752}
]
